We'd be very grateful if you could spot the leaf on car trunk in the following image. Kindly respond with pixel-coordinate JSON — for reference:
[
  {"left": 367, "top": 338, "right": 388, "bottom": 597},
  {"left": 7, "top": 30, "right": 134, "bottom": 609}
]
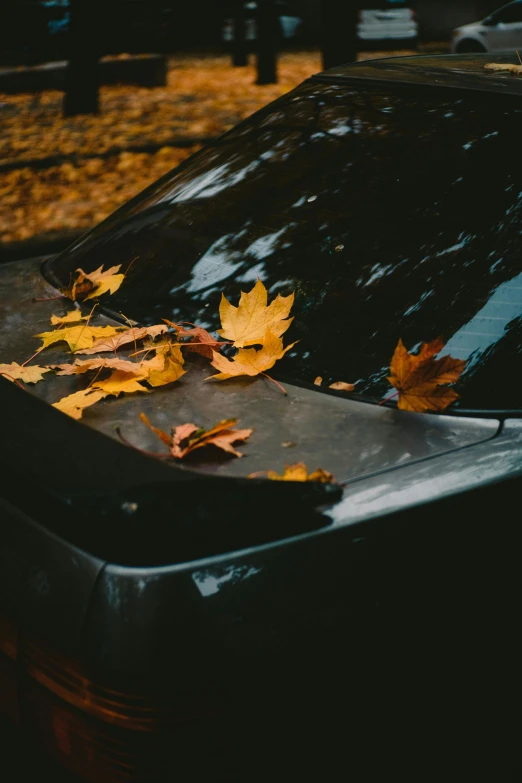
[
  {"left": 50, "top": 310, "right": 88, "bottom": 325},
  {"left": 74, "top": 324, "right": 168, "bottom": 354},
  {"left": 34, "top": 324, "right": 122, "bottom": 353},
  {"left": 208, "top": 329, "right": 296, "bottom": 381},
  {"left": 0, "top": 362, "right": 51, "bottom": 384},
  {"left": 52, "top": 388, "right": 109, "bottom": 420},
  {"left": 249, "top": 462, "right": 335, "bottom": 483},
  {"left": 484, "top": 62, "right": 522, "bottom": 75},
  {"left": 140, "top": 413, "right": 252, "bottom": 459}
]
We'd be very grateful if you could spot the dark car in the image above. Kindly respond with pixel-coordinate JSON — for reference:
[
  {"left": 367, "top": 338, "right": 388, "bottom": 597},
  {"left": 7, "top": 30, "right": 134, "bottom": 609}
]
[{"left": 2, "top": 54, "right": 522, "bottom": 782}]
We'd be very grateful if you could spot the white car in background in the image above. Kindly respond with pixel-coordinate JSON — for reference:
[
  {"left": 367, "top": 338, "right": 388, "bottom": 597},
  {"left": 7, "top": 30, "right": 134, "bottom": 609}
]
[
  {"left": 357, "top": 2, "right": 418, "bottom": 46},
  {"left": 222, "top": 1, "right": 303, "bottom": 43},
  {"left": 451, "top": 1, "right": 522, "bottom": 53}
]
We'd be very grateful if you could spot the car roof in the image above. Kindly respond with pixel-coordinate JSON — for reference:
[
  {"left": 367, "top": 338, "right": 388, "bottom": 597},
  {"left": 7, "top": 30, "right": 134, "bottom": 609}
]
[{"left": 317, "top": 52, "right": 522, "bottom": 98}]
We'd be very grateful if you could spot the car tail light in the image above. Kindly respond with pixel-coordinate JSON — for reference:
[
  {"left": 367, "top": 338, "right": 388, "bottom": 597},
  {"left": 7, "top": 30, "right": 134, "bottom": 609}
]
[
  {"left": 409, "top": 8, "right": 416, "bottom": 21},
  {"left": 0, "top": 621, "right": 213, "bottom": 782}
]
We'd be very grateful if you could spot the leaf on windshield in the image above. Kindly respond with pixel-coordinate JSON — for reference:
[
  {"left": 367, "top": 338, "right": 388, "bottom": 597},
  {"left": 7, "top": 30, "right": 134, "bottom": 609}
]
[
  {"left": 140, "top": 413, "right": 252, "bottom": 459},
  {"left": 35, "top": 324, "right": 122, "bottom": 353},
  {"left": 484, "top": 62, "right": 522, "bottom": 75},
  {"left": 218, "top": 279, "right": 294, "bottom": 348},
  {"left": 62, "top": 264, "right": 125, "bottom": 301},
  {"left": 208, "top": 329, "right": 296, "bottom": 382},
  {"left": 314, "top": 377, "right": 355, "bottom": 392},
  {"left": 249, "top": 462, "right": 335, "bottom": 483},
  {"left": 0, "top": 362, "right": 51, "bottom": 384},
  {"left": 388, "top": 338, "right": 467, "bottom": 412}
]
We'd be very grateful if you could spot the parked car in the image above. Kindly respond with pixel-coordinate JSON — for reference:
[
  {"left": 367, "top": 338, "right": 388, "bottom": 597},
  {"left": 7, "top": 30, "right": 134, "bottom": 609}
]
[
  {"left": 357, "top": 0, "right": 418, "bottom": 47},
  {"left": 451, "top": 0, "right": 522, "bottom": 53},
  {"left": 222, "top": 0, "right": 303, "bottom": 43},
  {"left": 2, "top": 53, "right": 522, "bottom": 782}
]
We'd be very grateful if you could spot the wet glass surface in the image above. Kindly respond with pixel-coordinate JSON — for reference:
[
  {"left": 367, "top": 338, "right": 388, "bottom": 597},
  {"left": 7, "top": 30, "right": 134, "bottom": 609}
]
[{"left": 49, "top": 81, "right": 522, "bottom": 410}]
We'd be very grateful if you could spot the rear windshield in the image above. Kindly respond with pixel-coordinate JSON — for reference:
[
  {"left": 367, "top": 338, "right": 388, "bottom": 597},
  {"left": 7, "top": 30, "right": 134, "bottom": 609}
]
[{"left": 48, "top": 80, "right": 522, "bottom": 411}]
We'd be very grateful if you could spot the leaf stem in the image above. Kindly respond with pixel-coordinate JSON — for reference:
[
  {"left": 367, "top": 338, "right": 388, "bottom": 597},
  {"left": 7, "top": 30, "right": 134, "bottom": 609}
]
[
  {"left": 115, "top": 426, "right": 172, "bottom": 458},
  {"left": 261, "top": 373, "right": 287, "bottom": 395},
  {"left": 0, "top": 373, "right": 26, "bottom": 390},
  {"left": 378, "top": 391, "right": 399, "bottom": 406}
]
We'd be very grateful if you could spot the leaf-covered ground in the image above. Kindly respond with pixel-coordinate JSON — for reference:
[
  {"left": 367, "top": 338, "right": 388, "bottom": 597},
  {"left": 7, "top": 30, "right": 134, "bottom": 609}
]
[{"left": 0, "top": 49, "right": 418, "bottom": 245}]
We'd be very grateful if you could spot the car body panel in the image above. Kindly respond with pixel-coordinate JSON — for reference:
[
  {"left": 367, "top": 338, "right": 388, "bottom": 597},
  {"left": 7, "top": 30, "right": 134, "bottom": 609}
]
[
  {"left": 357, "top": 7, "right": 417, "bottom": 41},
  {"left": 452, "top": 1, "right": 522, "bottom": 53},
  {"left": 2, "top": 53, "right": 522, "bottom": 781},
  {"left": 0, "top": 257, "right": 499, "bottom": 487}
]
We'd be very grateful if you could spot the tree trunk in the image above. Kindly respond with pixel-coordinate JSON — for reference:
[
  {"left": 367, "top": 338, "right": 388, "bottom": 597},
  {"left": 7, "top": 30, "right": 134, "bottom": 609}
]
[
  {"left": 63, "top": 0, "right": 101, "bottom": 117},
  {"left": 256, "top": 0, "right": 278, "bottom": 85},
  {"left": 321, "top": 0, "right": 358, "bottom": 71},
  {"left": 232, "top": 0, "right": 248, "bottom": 67}
]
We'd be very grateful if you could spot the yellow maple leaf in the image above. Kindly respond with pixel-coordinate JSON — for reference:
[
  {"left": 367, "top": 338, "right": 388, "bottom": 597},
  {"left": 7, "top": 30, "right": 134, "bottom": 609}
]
[
  {"left": 218, "top": 279, "right": 294, "bottom": 347},
  {"left": 34, "top": 324, "right": 121, "bottom": 353},
  {"left": 52, "top": 356, "right": 153, "bottom": 376},
  {"left": 75, "top": 324, "right": 167, "bottom": 355},
  {"left": 388, "top": 338, "right": 467, "bottom": 413},
  {"left": 0, "top": 362, "right": 51, "bottom": 384},
  {"left": 50, "top": 310, "right": 88, "bottom": 326},
  {"left": 93, "top": 370, "right": 150, "bottom": 396},
  {"left": 484, "top": 62, "right": 522, "bottom": 75},
  {"left": 249, "top": 462, "right": 335, "bottom": 483},
  {"left": 52, "top": 388, "right": 109, "bottom": 420},
  {"left": 82, "top": 265, "right": 125, "bottom": 300},
  {"left": 62, "top": 265, "right": 125, "bottom": 301},
  {"left": 208, "top": 329, "right": 296, "bottom": 381},
  {"left": 146, "top": 344, "right": 186, "bottom": 387}
]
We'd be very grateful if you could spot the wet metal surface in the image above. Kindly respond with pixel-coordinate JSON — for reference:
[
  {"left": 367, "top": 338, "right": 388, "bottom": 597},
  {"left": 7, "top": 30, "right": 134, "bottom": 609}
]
[{"left": 0, "top": 257, "right": 499, "bottom": 483}]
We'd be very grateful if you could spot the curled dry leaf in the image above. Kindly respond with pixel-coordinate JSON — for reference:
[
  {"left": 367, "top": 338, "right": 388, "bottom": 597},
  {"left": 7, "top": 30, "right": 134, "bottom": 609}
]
[
  {"left": 484, "top": 62, "right": 522, "bottom": 75},
  {"left": 329, "top": 381, "right": 355, "bottom": 392},
  {"left": 34, "top": 324, "right": 121, "bottom": 353},
  {"left": 249, "top": 462, "right": 335, "bottom": 483},
  {"left": 50, "top": 310, "right": 88, "bottom": 326},
  {"left": 62, "top": 264, "right": 125, "bottom": 301},
  {"left": 52, "top": 388, "right": 109, "bottom": 420},
  {"left": 51, "top": 356, "right": 152, "bottom": 375},
  {"left": 208, "top": 329, "right": 296, "bottom": 381},
  {"left": 388, "top": 338, "right": 467, "bottom": 413},
  {"left": 218, "top": 279, "right": 294, "bottom": 348},
  {"left": 173, "top": 323, "right": 224, "bottom": 359},
  {"left": 314, "top": 377, "right": 355, "bottom": 392},
  {"left": 140, "top": 413, "right": 252, "bottom": 459},
  {"left": 0, "top": 362, "right": 51, "bottom": 384},
  {"left": 75, "top": 324, "right": 168, "bottom": 355}
]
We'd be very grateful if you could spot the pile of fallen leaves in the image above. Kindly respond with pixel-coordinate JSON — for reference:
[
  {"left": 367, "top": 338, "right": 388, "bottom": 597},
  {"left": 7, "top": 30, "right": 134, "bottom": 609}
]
[
  {"left": 0, "top": 52, "right": 323, "bottom": 244},
  {"left": 0, "top": 263, "right": 467, "bottom": 483},
  {"left": 0, "top": 48, "right": 422, "bottom": 245}
]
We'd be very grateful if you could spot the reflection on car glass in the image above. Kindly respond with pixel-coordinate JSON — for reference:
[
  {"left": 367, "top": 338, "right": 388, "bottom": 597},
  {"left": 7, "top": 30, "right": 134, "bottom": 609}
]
[{"left": 49, "top": 82, "right": 522, "bottom": 410}]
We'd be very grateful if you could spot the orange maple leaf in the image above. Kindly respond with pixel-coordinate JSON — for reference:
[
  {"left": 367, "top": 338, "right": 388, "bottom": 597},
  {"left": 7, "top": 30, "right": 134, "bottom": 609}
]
[
  {"left": 249, "top": 462, "right": 335, "bottom": 483},
  {"left": 140, "top": 413, "right": 252, "bottom": 459},
  {"left": 388, "top": 338, "right": 467, "bottom": 413}
]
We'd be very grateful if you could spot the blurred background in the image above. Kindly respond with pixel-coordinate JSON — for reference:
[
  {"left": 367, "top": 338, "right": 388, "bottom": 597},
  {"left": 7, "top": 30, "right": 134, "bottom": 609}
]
[{"left": 0, "top": 1, "right": 503, "bottom": 263}]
